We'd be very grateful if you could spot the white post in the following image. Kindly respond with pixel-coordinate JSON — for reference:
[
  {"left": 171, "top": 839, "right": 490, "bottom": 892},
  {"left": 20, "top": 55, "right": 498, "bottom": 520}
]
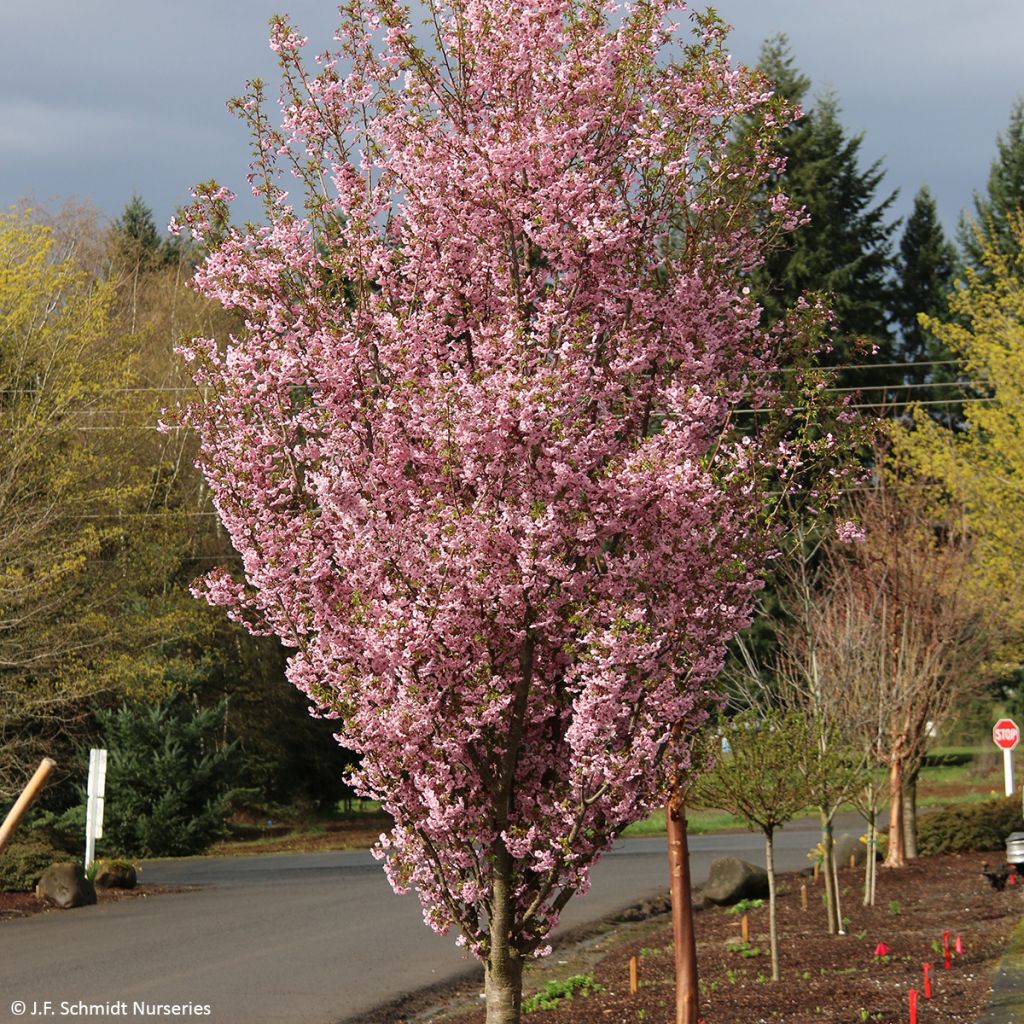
[
  {"left": 1004, "top": 747, "right": 1015, "bottom": 799},
  {"left": 85, "top": 749, "right": 107, "bottom": 870}
]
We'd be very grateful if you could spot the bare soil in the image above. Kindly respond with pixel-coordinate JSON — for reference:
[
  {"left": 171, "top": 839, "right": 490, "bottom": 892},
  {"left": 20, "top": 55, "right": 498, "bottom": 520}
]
[{"left": 422, "top": 853, "right": 1019, "bottom": 1024}]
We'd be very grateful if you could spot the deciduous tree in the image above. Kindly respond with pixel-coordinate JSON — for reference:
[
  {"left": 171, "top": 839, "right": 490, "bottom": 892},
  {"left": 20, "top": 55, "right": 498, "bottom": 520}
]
[
  {"left": 896, "top": 215, "right": 1024, "bottom": 637},
  {"left": 696, "top": 710, "right": 809, "bottom": 981},
  {"left": 176, "top": 3, "right": 845, "bottom": 1019}
]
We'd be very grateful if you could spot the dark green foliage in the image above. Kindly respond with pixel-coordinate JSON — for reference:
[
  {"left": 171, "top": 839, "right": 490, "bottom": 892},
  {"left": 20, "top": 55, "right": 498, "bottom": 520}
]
[
  {"left": 111, "top": 194, "right": 195, "bottom": 271},
  {"left": 917, "top": 796, "right": 1024, "bottom": 856},
  {"left": 891, "top": 186, "right": 962, "bottom": 419},
  {"left": 961, "top": 99, "right": 1024, "bottom": 274},
  {"left": 0, "top": 836, "right": 63, "bottom": 892},
  {"left": 750, "top": 37, "right": 897, "bottom": 395},
  {"left": 94, "top": 698, "right": 241, "bottom": 857}
]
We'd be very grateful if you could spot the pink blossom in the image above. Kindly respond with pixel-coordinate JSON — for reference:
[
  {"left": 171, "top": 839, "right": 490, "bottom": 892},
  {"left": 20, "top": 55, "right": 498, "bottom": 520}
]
[{"left": 173, "top": 0, "right": 846, "bottom": 992}]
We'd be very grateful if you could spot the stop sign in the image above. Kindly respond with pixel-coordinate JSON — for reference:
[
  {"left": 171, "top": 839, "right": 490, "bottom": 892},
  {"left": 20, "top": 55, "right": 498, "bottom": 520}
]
[{"left": 993, "top": 719, "right": 1020, "bottom": 750}]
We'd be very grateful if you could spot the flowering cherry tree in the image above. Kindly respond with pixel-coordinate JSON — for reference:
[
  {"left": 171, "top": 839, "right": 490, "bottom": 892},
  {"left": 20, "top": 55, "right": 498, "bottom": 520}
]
[{"left": 176, "top": 1, "right": 837, "bottom": 1019}]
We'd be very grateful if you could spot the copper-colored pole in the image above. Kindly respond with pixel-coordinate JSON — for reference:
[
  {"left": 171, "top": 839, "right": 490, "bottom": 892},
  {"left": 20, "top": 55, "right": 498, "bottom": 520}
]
[
  {"left": 0, "top": 758, "right": 57, "bottom": 855},
  {"left": 667, "top": 790, "right": 698, "bottom": 1024}
]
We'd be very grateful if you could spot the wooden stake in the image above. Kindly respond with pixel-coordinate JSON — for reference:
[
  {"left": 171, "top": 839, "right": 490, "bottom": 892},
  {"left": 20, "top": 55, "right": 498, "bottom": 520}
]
[
  {"left": 629, "top": 956, "right": 638, "bottom": 995},
  {"left": 923, "top": 963, "right": 932, "bottom": 999},
  {"left": 800, "top": 883, "right": 808, "bottom": 911},
  {"left": 740, "top": 914, "right": 749, "bottom": 944},
  {"left": 0, "top": 758, "right": 56, "bottom": 855},
  {"left": 850, "top": 854, "right": 856, "bottom": 869},
  {"left": 813, "top": 862, "right": 819, "bottom": 882}
]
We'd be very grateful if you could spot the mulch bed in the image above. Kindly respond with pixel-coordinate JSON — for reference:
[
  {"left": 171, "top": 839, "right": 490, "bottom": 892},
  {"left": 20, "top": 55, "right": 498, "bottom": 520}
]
[
  {"left": 0, "top": 884, "right": 193, "bottom": 922},
  {"left": 434, "top": 853, "right": 1019, "bottom": 1024}
]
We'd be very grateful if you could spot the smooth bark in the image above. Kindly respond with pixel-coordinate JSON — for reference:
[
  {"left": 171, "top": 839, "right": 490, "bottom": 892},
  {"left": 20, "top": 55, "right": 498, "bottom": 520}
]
[
  {"left": 902, "top": 769, "right": 919, "bottom": 860},
  {"left": 819, "top": 813, "right": 839, "bottom": 934},
  {"left": 766, "top": 830, "right": 780, "bottom": 981},
  {"left": 885, "top": 758, "right": 907, "bottom": 867},
  {"left": 667, "top": 795, "right": 698, "bottom": 1024}
]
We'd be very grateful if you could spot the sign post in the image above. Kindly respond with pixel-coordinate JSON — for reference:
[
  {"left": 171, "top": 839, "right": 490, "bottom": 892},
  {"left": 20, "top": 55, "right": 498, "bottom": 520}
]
[
  {"left": 85, "top": 748, "right": 107, "bottom": 871},
  {"left": 993, "top": 719, "right": 1020, "bottom": 798}
]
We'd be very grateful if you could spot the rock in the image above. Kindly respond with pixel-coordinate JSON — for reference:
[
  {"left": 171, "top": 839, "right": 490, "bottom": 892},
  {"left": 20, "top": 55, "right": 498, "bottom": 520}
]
[
  {"left": 834, "top": 833, "right": 868, "bottom": 867},
  {"left": 35, "top": 863, "right": 97, "bottom": 909},
  {"left": 699, "top": 857, "right": 769, "bottom": 906},
  {"left": 94, "top": 861, "right": 137, "bottom": 890}
]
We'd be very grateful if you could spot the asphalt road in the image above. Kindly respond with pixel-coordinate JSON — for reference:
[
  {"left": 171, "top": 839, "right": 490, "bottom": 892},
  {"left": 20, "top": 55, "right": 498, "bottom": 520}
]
[{"left": 0, "top": 818, "right": 854, "bottom": 1024}]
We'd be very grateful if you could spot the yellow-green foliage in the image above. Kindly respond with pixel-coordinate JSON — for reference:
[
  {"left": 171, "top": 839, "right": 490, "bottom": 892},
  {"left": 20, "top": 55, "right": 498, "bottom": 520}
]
[
  {"left": 894, "top": 214, "right": 1024, "bottom": 638},
  {"left": 0, "top": 208, "right": 218, "bottom": 795}
]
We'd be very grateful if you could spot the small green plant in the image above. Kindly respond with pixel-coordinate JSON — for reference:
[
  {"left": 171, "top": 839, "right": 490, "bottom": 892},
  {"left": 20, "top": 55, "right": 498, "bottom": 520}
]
[
  {"left": 636, "top": 1011, "right": 647, "bottom": 1023},
  {"left": 756, "top": 973, "right": 768, "bottom": 984},
  {"left": 931, "top": 939, "right": 943, "bottom": 954},
  {"left": 888, "top": 899, "right": 902, "bottom": 916},
  {"left": 726, "top": 898, "right": 765, "bottom": 915},
  {"left": 726, "top": 941, "right": 762, "bottom": 958},
  {"left": 859, "top": 1010, "right": 870, "bottom": 1023},
  {"left": 523, "top": 974, "right": 604, "bottom": 1014},
  {"left": 725, "top": 969, "right": 739, "bottom": 985},
  {"left": 84, "top": 861, "right": 100, "bottom": 884},
  {"left": 801, "top": 970, "right": 811, "bottom": 980},
  {"left": 855, "top": 930, "right": 868, "bottom": 941},
  {"left": 638, "top": 946, "right": 663, "bottom": 958}
]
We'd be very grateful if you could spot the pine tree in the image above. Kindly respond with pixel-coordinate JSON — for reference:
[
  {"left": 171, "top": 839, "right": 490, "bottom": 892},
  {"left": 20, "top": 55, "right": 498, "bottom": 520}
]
[
  {"left": 751, "top": 38, "right": 898, "bottom": 396},
  {"left": 961, "top": 98, "right": 1024, "bottom": 272}
]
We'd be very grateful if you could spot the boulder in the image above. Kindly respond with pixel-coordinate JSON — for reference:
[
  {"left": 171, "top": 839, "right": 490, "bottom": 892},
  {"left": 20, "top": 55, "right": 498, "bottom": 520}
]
[
  {"left": 834, "top": 833, "right": 868, "bottom": 868},
  {"left": 35, "top": 863, "right": 97, "bottom": 909},
  {"left": 699, "top": 857, "right": 769, "bottom": 906},
  {"left": 94, "top": 861, "right": 137, "bottom": 890}
]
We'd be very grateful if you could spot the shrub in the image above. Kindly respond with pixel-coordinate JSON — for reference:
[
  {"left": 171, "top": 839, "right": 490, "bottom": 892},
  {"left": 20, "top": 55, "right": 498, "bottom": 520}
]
[
  {"left": 0, "top": 836, "right": 62, "bottom": 892},
  {"left": 917, "top": 796, "right": 1024, "bottom": 856},
  {"left": 92, "top": 698, "right": 243, "bottom": 858}
]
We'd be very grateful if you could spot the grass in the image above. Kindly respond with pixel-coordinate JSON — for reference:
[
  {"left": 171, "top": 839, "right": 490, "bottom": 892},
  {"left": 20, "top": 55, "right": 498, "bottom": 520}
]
[
  {"left": 622, "top": 750, "right": 1004, "bottom": 839},
  {"left": 622, "top": 807, "right": 748, "bottom": 837}
]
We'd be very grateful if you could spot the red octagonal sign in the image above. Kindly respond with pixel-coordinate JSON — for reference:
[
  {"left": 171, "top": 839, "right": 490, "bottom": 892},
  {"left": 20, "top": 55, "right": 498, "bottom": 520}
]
[{"left": 993, "top": 718, "right": 1020, "bottom": 750}]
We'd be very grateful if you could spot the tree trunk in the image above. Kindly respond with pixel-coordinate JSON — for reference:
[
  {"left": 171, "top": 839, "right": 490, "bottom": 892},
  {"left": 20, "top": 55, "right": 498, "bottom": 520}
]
[
  {"left": 830, "top": 836, "right": 845, "bottom": 934},
  {"left": 486, "top": 843, "right": 524, "bottom": 1024},
  {"left": 819, "top": 811, "right": 839, "bottom": 934},
  {"left": 863, "top": 804, "right": 877, "bottom": 907},
  {"left": 667, "top": 795, "right": 699, "bottom": 1024},
  {"left": 885, "top": 759, "right": 907, "bottom": 868},
  {"left": 765, "top": 830, "right": 780, "bottom": 981},
  {"left": 902, "top": 768, "right": 918, "bottom": 860}
]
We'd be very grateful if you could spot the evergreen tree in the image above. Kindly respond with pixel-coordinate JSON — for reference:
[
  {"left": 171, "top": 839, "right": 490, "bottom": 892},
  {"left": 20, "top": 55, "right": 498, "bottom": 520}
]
[
  {"left": 961, "top": 98, "right": 1024, "bottom": 272},
  {"left": 751, "top": 37, "right": 898, "bottom": 397},
  {"left": 111, "top": 193, "right": 163, "bottom": 270},
  {"left": 891, "top": 186, "right": 960, "bottom": 415}
]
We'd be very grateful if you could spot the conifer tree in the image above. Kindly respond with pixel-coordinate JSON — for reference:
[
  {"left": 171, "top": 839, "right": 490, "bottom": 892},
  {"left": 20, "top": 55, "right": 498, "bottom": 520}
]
[
  {"left": 751, "top": 37, "right": 897, "bottom": 396},
  {"left": 891, "top": 186, "right": 959, "bottom": 411},
  {"left": 961, "top": 98, "right": 1024, "bottom": 273}
]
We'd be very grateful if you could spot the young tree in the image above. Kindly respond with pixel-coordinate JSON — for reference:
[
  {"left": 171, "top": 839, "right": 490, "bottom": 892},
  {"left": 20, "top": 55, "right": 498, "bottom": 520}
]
[
  {"left": 176, "top": 3, "right": 844, "bottom": 1019},
  {"left": 696, "top": 710, "right": 809, "bottom": 981},
  {"left": 804, "top": 480, "right": 1001, "bottom": 868}
]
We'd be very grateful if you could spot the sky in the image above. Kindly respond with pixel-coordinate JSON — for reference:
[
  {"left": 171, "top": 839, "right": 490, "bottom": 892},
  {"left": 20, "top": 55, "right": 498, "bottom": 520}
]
[{"left": 2, "top": 1, "right": 1022, "bottom": 242}]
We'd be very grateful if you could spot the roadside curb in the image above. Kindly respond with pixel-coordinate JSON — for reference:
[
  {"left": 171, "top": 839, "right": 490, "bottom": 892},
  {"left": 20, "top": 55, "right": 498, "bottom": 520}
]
[{"left": 977, "top": 917, "right": 1024, "bottom": 1023}]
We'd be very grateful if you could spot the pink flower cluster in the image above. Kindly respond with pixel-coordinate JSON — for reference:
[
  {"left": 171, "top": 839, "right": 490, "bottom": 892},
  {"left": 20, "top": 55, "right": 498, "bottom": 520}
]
[{"left": 177, "top": 0, "right": 832, "bottom": 961}]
